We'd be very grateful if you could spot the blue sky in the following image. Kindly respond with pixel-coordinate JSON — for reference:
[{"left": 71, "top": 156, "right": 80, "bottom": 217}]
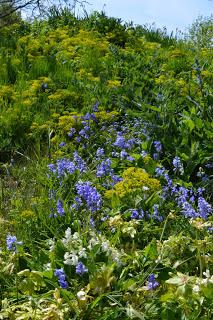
[{"left": 79, "top": 0, "right": 213, "bottom": 33}]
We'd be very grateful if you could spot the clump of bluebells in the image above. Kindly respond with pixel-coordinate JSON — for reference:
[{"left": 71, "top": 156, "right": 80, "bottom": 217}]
[
  {"left": 155, "top": 165, "right": 212, "bottom": 220},
  {"left": 48, "top": 152, "right": 87, "bottom": 179},
  {"left": 57, "top": 199, "right": 65, "bottom": 217},
  {"left": 173, "top": 156, "right": 184, "bottom": 175},
  {"left": 6, "top": 235, "right": 22, "bottom": 252},
  {"left": 129, "top": 209, "right": 144, "bottom": 220},
  {"left": 76, "top": 262, "right": 88, "bottom": 276},
  {"left": 54, "top": 268, "right": 68, "bottom": 289},
  {"left": 96, "top": 158, "right": 113, "bottom": 177},
  {"left": 147, "top": 274, "right": 159, "bottom": 290},
  {"left": 74, "top": 181, "right": 102, "bottom": 212}
]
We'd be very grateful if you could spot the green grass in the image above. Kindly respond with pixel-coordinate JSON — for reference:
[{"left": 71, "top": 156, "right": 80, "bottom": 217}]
[{"left": 0, "top": 10, "right": 212, "bottom": 320}]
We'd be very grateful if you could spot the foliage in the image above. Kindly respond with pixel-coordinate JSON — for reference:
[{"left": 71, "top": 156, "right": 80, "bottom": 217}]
[
  {"left": 0, "top": 9, "right": 213, "bottom": 320},
  {"left": 187, "top": 15, "right": 213, "bottom": 49}
]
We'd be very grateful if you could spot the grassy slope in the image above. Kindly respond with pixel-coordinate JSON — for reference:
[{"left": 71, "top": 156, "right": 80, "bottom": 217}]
[{"left": 0, "top": 11, "right": 212, "bottom": 320}]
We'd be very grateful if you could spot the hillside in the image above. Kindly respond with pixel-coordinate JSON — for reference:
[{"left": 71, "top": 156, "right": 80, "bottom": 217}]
[{"left": 0, "top": 11, "right": 213, "bottom": 319}]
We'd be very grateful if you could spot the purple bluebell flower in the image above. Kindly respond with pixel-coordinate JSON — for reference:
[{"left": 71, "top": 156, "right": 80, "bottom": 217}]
[
  {"left": 75, "top": 181, "right": 102, "bottom": 212},
  {"left": 111, "top": 175, "right": 123, "bottom": 184},
  {"left": 205, "top": 163, "right": 213, "bottom": 169},
  {"left": 141, "top": 151, "right": 148, "bottom": 158},
  {"left": 152, "top": 204, "right": 163, "bottom": 222},
  {"left": 127, "top": 138, "right": 136, "bottom": 146},
  {"left": 111, "top": 151, "right": 119, "bottom": 158},
  {"left": 147, "top": 274, "right": 159, "bottom": 290},
  {"left": 72, "top": 196, "right": 83, "bottom": 210},
  {"left": 101, "top": 214, "right": 109, "bottom": 222},
  {"left": 153, "top": 141, "right": 162, "bottom": 153},
  {"left": 130, "top": 209, "right": 139, "bottom": 219},
  {"left": 198, "top": 197, "right": 212, "bottom": 220},
  {"left": 120, "top": 150, "right": 128, "bottom": 160},
  {"left": 129, "top": 209, "right": 144, "bottom": 219},
  {"left": 153, "top": 153, "right": 159, "bottom": 160},
  {"left": 56, "top": 158, "right": 76, "bottom": 177},
  {"left": 79, "top": 129, "right": 89, "bottom": 139},
  {"left": 91, "top": 113, "right": 97, "bottom": 122},
  {"left": 208, "top": 227, "right": 213, "bottom": 233},
  {"left": 197, "top": 188, "right": 204, "bottom": 196},
  {"left": 73, "top": 151, "right": 87, "bottom": 173},
  {"left": 93, "top": 101, "right": 99, "bottom": 112},
  {"left": 48, "top": 163, "right": 56, "bottom": 173},
  {"left": 6, "top": 235, "right": 22, "bottom": 252},
  {"left": 59, "top": 142, "right": 66, "bottom": 148},
  {"left": 202, "top": 174, "right": 209, "bottom": 182},
  {"left": 176, "top": 186, "right": 189, "bottom": 206},
  {"left": 96, "top": 148, "right": 105, "bottom": 159},
  {"left": 68, "top": 128, "right": 76, "bottom": 138},
  {"left": 83, "top": 125, "right": 90, "bottom": 132},
  {"left": 155, "top": 167, "right": 166, "bottom": 177},
  {"left": 49, "top": 208, "right": 57, "bottom": 218},
  {"left": 157, "top": 93, "right": 163, "bottom": 101},
  {"left": 54, "top": 268, "right": 68, "bottom": 289},
  {"left": 82, "top": 113, "right": 91, "bottom": 121},
  {"left": 96, "top": 159, "right": 113, "bottom": 177},
  {"left": 76, "top": 262, "right": 88, "bottom": 276},
  {"left": 126, "top": 155, "right": 134, "bottom": 162},
  {"left": 173, "top": 156, "right": 184, "bottom": 175},
  {"left": 57, "top": 199, "right": 65, "bottom": 216},
  {"left": 90, "top": 217, "right": 95, "bottom": 227},
  {"left": 181, "top": 201, "right": 198, "bottom": 219},
  {"left": 113, "top": 132, "right": 129, "bottom": 149},
  {"left": 189, "top": 188, "right": 195, "bottom": 203}
]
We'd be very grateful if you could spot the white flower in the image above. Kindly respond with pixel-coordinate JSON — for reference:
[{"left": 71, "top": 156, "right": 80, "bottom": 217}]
[
  {"left": 64, "top": 252, "right": 79, "bottom": 266},
  {"left": 77, "top": 290, "right": 87, "bottom": 301},
  {"left": 79, "top": 247, "right": 87, "bottom": 258},
  {"left": 47, "top": 239, "right": 54, "bottom": 252},
  {"left": 65, "top": 227, "right": 72, "bottom": 240},
  {"left": 111, "top": 248, "right": 121, "bottom": 263},
  {"left": 73, "top": 232, "right": 79, "bottom": 240},
  {"left": 43, "top": 263, "right": 51, "bottom": 271},
  {"left": 142, "top": 186, "right": 149, "bottom": 191},
  {"left": 203, "top": 269, "right": 210, "bottom": 278},
  {"left": 88, "top": 237, "right": 99, "bottom": 250},
  {"left": 122, "top": 226, "right": 137, "bottom": 238},
  {"left": 62, "top": 228, "right": 72, "bottom": 246},
  {"left": 193, "top": 284, "right": 200, "bottom": 293},
  {"left": 101, "top": 240, "right": 110, "bottom": 252}
]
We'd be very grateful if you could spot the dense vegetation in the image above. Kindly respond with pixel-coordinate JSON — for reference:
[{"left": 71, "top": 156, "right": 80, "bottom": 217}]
[{"left": 0, "top": 9, "right": 212, "bottom": 319}]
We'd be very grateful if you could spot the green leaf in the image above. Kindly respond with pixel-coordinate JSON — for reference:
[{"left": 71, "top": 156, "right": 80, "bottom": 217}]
[
  {"left": 166, "top": 276, "right": 183, "bottom": 286},
  {"left": 126, "top": 305, "right": 145, "bottom": 320},
  {"left": 144, "top": 104, "right": 161, "bottom": 112},
  {"left": 201, "top": 283, "right": 213, "bottom": 299},
  {"left": 186, "top": 119, "right": 195, "bottom": 132},
  {"left": 194, "top": 117, "right": 203, "bottom": 129},
  {"left": 142, "top": 240, "right": 158, "bottom": 260},
  {"left": 160, "top": 292, "right": 174, "bottom": 302}
]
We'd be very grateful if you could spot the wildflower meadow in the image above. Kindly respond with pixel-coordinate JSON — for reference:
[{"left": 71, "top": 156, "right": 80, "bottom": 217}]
[{"left": 0, "top": 9, "right": 212, "bottom": 320}]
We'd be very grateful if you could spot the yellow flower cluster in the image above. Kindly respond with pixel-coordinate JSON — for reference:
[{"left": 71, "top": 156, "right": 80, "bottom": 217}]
[
  {"left": 95, "top": 110, "right": 119, "bottom": 123},
  {"left": 107, "top": 80, "right": 122, "bottom": 88},
  {"left": 105, "top": 167, "right": 161, "bottom": 200},
  {"left": 48, "top": 89, "right": 73, "bottom": 101},
  {"left": 0, "top": 85, "right": 17, "bottom": 102},
  {"left": 57, "top": 112, "right": 81, "bottom": 132}
]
